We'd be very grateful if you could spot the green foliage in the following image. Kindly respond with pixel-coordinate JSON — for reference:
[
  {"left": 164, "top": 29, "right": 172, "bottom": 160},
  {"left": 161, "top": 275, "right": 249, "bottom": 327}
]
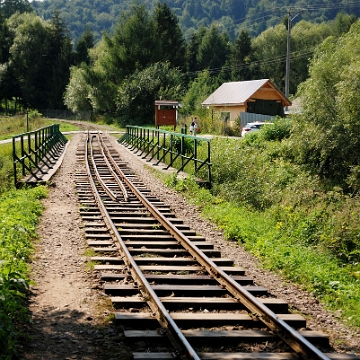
[
  {"left": 180, "top": 70, "right": 219, "bottom": 116},
  {"left": 64, "top": 66, "right": 93, "bottom": 113},
  {"left": 257, "top": 118, "right": 292, "bottom": 142},
  {"left": 1, "top": 0, "right": 33, "bottom": 19},
  {"left": 0, "top": 186, "right": 47, "bottom": 358},
  {"left": 75, "top": 27, "right": 94, "bottom": 65},
  {"left": 1, "top": 10, "right": 74, "bottom": 110},
  {"left": 115, "top": 62, "right": 185, "bottom": 125},
  {"left": 230, "top": 29, "right": 253, "bottom": 81},
  {"left": 31, "top": 0, "right": 360, "bottom": 45},
  {"left": 166, "top": 135, "right": 194, "bottom": 155},
  {"left": 291, "top": 19, "right": 360, "bottom": 190},
  {"left": 26, "top": 109, "right": 42, "bottom": 121},
  {"left": 153, "top": 2, "right": 186, "bottom": 71},
  {"left": 197, "top": 24, "right": 231, "bottom": 71},
  {"left": 0, "top": 142, "right": 14, "bottom": 194}
]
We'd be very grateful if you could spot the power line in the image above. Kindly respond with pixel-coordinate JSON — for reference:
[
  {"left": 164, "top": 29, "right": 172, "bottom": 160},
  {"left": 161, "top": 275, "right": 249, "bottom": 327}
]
[
  {"left": 185, "top": 49, "right": 315, "bottom": 78},
  {"left": 222, "top": 1, "right": 360, "bottom": 36}
]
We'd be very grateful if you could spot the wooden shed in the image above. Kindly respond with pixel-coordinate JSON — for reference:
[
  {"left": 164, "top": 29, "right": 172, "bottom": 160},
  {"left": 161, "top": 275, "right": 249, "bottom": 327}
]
[
  {"left": 154, "top": 100, "right": 179, "bottom": 130},
  {"left": 201, "top": 79, "right": 291, "bottom": 124}
]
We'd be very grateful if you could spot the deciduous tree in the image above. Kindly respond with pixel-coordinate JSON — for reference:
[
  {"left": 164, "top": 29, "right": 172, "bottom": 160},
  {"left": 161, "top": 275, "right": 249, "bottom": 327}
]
[
  {"left": 291, "top": 20, "right": 360, "bottom": 190},
  {"left": 115, "top": 61, "right": 184, "bottom": 125}
]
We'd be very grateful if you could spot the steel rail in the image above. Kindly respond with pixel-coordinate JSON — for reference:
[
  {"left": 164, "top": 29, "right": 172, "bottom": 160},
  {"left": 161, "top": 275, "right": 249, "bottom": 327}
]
[
  {"left": 89, "top": 134, "right": 119, "bottom": 202},
  {"left": 109, "top": 138, "right": 331, "bottom": 360},
  {"left": 85, "top": 133, "right": 200, "bottom": 360},
  {"left": 96, "top": 134, "right": 129, "bottom": 202}
]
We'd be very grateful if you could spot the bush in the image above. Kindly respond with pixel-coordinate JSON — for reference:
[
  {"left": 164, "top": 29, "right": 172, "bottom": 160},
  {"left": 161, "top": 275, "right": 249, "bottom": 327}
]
[{"left": 260, "top": 117, "right": 292, "bottom": 141}]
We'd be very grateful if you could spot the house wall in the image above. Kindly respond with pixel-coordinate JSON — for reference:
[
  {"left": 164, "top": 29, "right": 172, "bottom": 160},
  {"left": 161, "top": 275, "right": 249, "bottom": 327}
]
[{"left": 210, "top": 105, "right": 246, "bottom": 124}]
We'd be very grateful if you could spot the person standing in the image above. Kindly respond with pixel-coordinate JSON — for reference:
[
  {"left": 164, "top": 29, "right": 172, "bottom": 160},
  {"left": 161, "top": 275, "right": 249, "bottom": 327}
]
[
  {"left": 189, "top": 118, "right": 194, "bottom": 135},
  {"left": 193, "top": 117, "right": 198, "bottom": 136}
]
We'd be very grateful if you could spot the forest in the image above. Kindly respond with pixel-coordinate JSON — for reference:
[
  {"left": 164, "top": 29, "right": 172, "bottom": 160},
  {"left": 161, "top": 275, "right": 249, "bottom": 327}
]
[
  {"left": 0, "top": 0, "right": 357, "bottom": 118},
  {"left": 30, "top": 0, "right": 360, "bottom": 43}
]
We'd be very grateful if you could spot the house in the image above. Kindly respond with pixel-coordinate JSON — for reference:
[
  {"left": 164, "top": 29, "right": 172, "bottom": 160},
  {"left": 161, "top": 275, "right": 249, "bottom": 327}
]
[{"left": 201, "top": 79, "right": 291, "bottom": 126}]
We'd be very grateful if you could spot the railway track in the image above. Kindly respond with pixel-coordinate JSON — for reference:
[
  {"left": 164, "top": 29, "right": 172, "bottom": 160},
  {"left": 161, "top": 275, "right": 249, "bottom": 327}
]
[{"left": 74, "top": 131, "right": 358, "bottom": 360}]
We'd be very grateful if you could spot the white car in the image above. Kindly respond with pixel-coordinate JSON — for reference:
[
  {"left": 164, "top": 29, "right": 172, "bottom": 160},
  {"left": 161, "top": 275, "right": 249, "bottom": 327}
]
[{"left": 241, "top": 121, "right": 272, "bottom": 137}]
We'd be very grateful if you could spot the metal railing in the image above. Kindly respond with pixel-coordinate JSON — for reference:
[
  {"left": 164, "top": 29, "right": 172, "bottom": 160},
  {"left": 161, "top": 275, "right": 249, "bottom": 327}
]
[
  {"left": 118, "top": 126, "right": 212, "bottom": 186},
  {"left": 12, "top": 124, "right": 68, "bottom": 187}
]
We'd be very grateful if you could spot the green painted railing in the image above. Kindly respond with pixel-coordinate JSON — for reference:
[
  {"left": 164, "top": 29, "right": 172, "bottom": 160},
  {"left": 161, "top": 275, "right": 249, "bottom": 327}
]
[
  {"left": 12, "top": 124, "right": 68, "bottom": 187},
  {"left": 119, "top": 126, "right": 212, "bottom": 187}
]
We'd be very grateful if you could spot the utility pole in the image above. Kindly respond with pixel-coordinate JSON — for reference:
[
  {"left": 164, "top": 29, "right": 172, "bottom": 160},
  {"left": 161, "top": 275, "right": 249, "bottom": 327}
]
[
  {"left": 285, "top": 8, "right": 304, "bottom": 112},
  {"left": 285, "top": 9, "right": 291, "bottom": 112}
]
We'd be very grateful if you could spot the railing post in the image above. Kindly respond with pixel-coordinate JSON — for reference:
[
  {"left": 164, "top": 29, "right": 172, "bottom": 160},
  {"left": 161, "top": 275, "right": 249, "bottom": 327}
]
[
  {"left": 21, "top": 136, "right": 25, "bottom": 176},
  {"left": 208, "top": 141, "right": 212, "bottom": 186},
  {"left": 194, "top": 138, "right": 198, "bottom": 173},
  {"left": 118, "top": 126, "right": 212, "bottom": 186},
  {"left": 13, "top": 137, "right": 17, "bottom": 187}
]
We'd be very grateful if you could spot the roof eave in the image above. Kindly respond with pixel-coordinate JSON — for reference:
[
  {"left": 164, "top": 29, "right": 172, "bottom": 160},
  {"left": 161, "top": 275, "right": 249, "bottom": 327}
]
[{"left": 202, "top": 102, "right": 245, "bottom": 107}]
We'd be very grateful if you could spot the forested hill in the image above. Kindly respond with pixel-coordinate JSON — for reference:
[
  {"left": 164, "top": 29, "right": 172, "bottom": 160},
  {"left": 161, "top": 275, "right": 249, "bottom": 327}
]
[{"left": 31, "top": 0, "right": 360, "bottom": 44}]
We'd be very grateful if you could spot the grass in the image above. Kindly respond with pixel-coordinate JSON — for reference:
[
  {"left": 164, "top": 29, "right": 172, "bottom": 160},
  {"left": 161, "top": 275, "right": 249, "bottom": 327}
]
[
  {"left": 0, "top": 186, "right": 47, "bottom": 359},
  {"left": 0, "top": 142, "right": 14, "bottom": 194},
  {"left": 0, "top": 115, "right": 81, "bottom": 141}
]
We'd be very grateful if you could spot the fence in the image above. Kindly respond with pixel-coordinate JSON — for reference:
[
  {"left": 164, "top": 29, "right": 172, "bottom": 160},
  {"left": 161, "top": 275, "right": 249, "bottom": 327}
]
[
  {"left": 119, "top": 126, "right": 212, "bottom": 187},
  {"left": 12, "top": 124, "right": 68, "bottom": 187}
]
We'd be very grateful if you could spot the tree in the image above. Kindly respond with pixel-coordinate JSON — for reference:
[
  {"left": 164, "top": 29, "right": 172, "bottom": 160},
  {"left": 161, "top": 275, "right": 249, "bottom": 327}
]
[
  {"left": 0, "top": 11, "right": 10, "bottom": 63},
  {"left": 290, "top": 20, "right": 334, "bottom": 96},
  {"left": 64, "top": 65, "right": 92, "bottom": 112},
  {"left": 185, "top": 26, "right": 207, "bottom": 73},
  {"left": 251, "top": 24, "right": 287, "bottom": 92},
  {"left": 0, "top": 0, "right": 33, "bottom": 19},
  {"left": 332, "top": 12, "right": 356, "bottom": 36},
  {"left": 4, "top": 10, "right": 74, "bottom": 110},
  {"left": 291, "top": 20, "right": 360, "bottom": 190},
  {"left": 75, "top": 26, "right": 94, "bottom": 65},
  {"left": 180, "top": 70, "right": 218, "bottom": 115},
  {"left": 197, "top": 24, "right": 231, "bottom": 73},
  {"left": 115, "top": 61, "right": 185, "bottom": 125},
  {"left": 101, "top": 2, "right": 157, "bottom": 83},
  {"left": 6, "top": 12, "right": 51, "bottom": 108},
  {"left": 46, "top": 9, "right": 74, "bottom": 108},
  {"left": 153, "top": 1, "right": 186, "bottom": 71},
  {"left": 230, "top": 29, "right": 252, "bottom": 81}
]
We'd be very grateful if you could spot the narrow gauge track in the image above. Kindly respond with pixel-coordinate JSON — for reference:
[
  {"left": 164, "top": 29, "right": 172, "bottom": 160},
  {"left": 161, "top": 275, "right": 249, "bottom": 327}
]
[{"left": 74, "top": 132, "right": 358, "bottom": 360}]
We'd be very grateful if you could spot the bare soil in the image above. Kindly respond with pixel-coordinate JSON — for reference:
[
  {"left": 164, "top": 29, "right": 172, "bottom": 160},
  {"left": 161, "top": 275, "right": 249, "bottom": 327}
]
[{"left": 22, "top": 131, "right": 360, "bottom": 359}]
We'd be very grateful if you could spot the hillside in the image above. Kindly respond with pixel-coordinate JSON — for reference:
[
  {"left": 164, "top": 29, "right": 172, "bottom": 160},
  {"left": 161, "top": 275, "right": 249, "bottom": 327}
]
[{"left": 31, "top": 0, "right": 360, "bottom": 44}]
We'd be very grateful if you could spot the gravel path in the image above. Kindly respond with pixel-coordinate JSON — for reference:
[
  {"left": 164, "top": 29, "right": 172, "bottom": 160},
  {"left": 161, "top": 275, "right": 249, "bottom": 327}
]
[{"left": 22, "top": 131, "right": 360, "bottom": 359}]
